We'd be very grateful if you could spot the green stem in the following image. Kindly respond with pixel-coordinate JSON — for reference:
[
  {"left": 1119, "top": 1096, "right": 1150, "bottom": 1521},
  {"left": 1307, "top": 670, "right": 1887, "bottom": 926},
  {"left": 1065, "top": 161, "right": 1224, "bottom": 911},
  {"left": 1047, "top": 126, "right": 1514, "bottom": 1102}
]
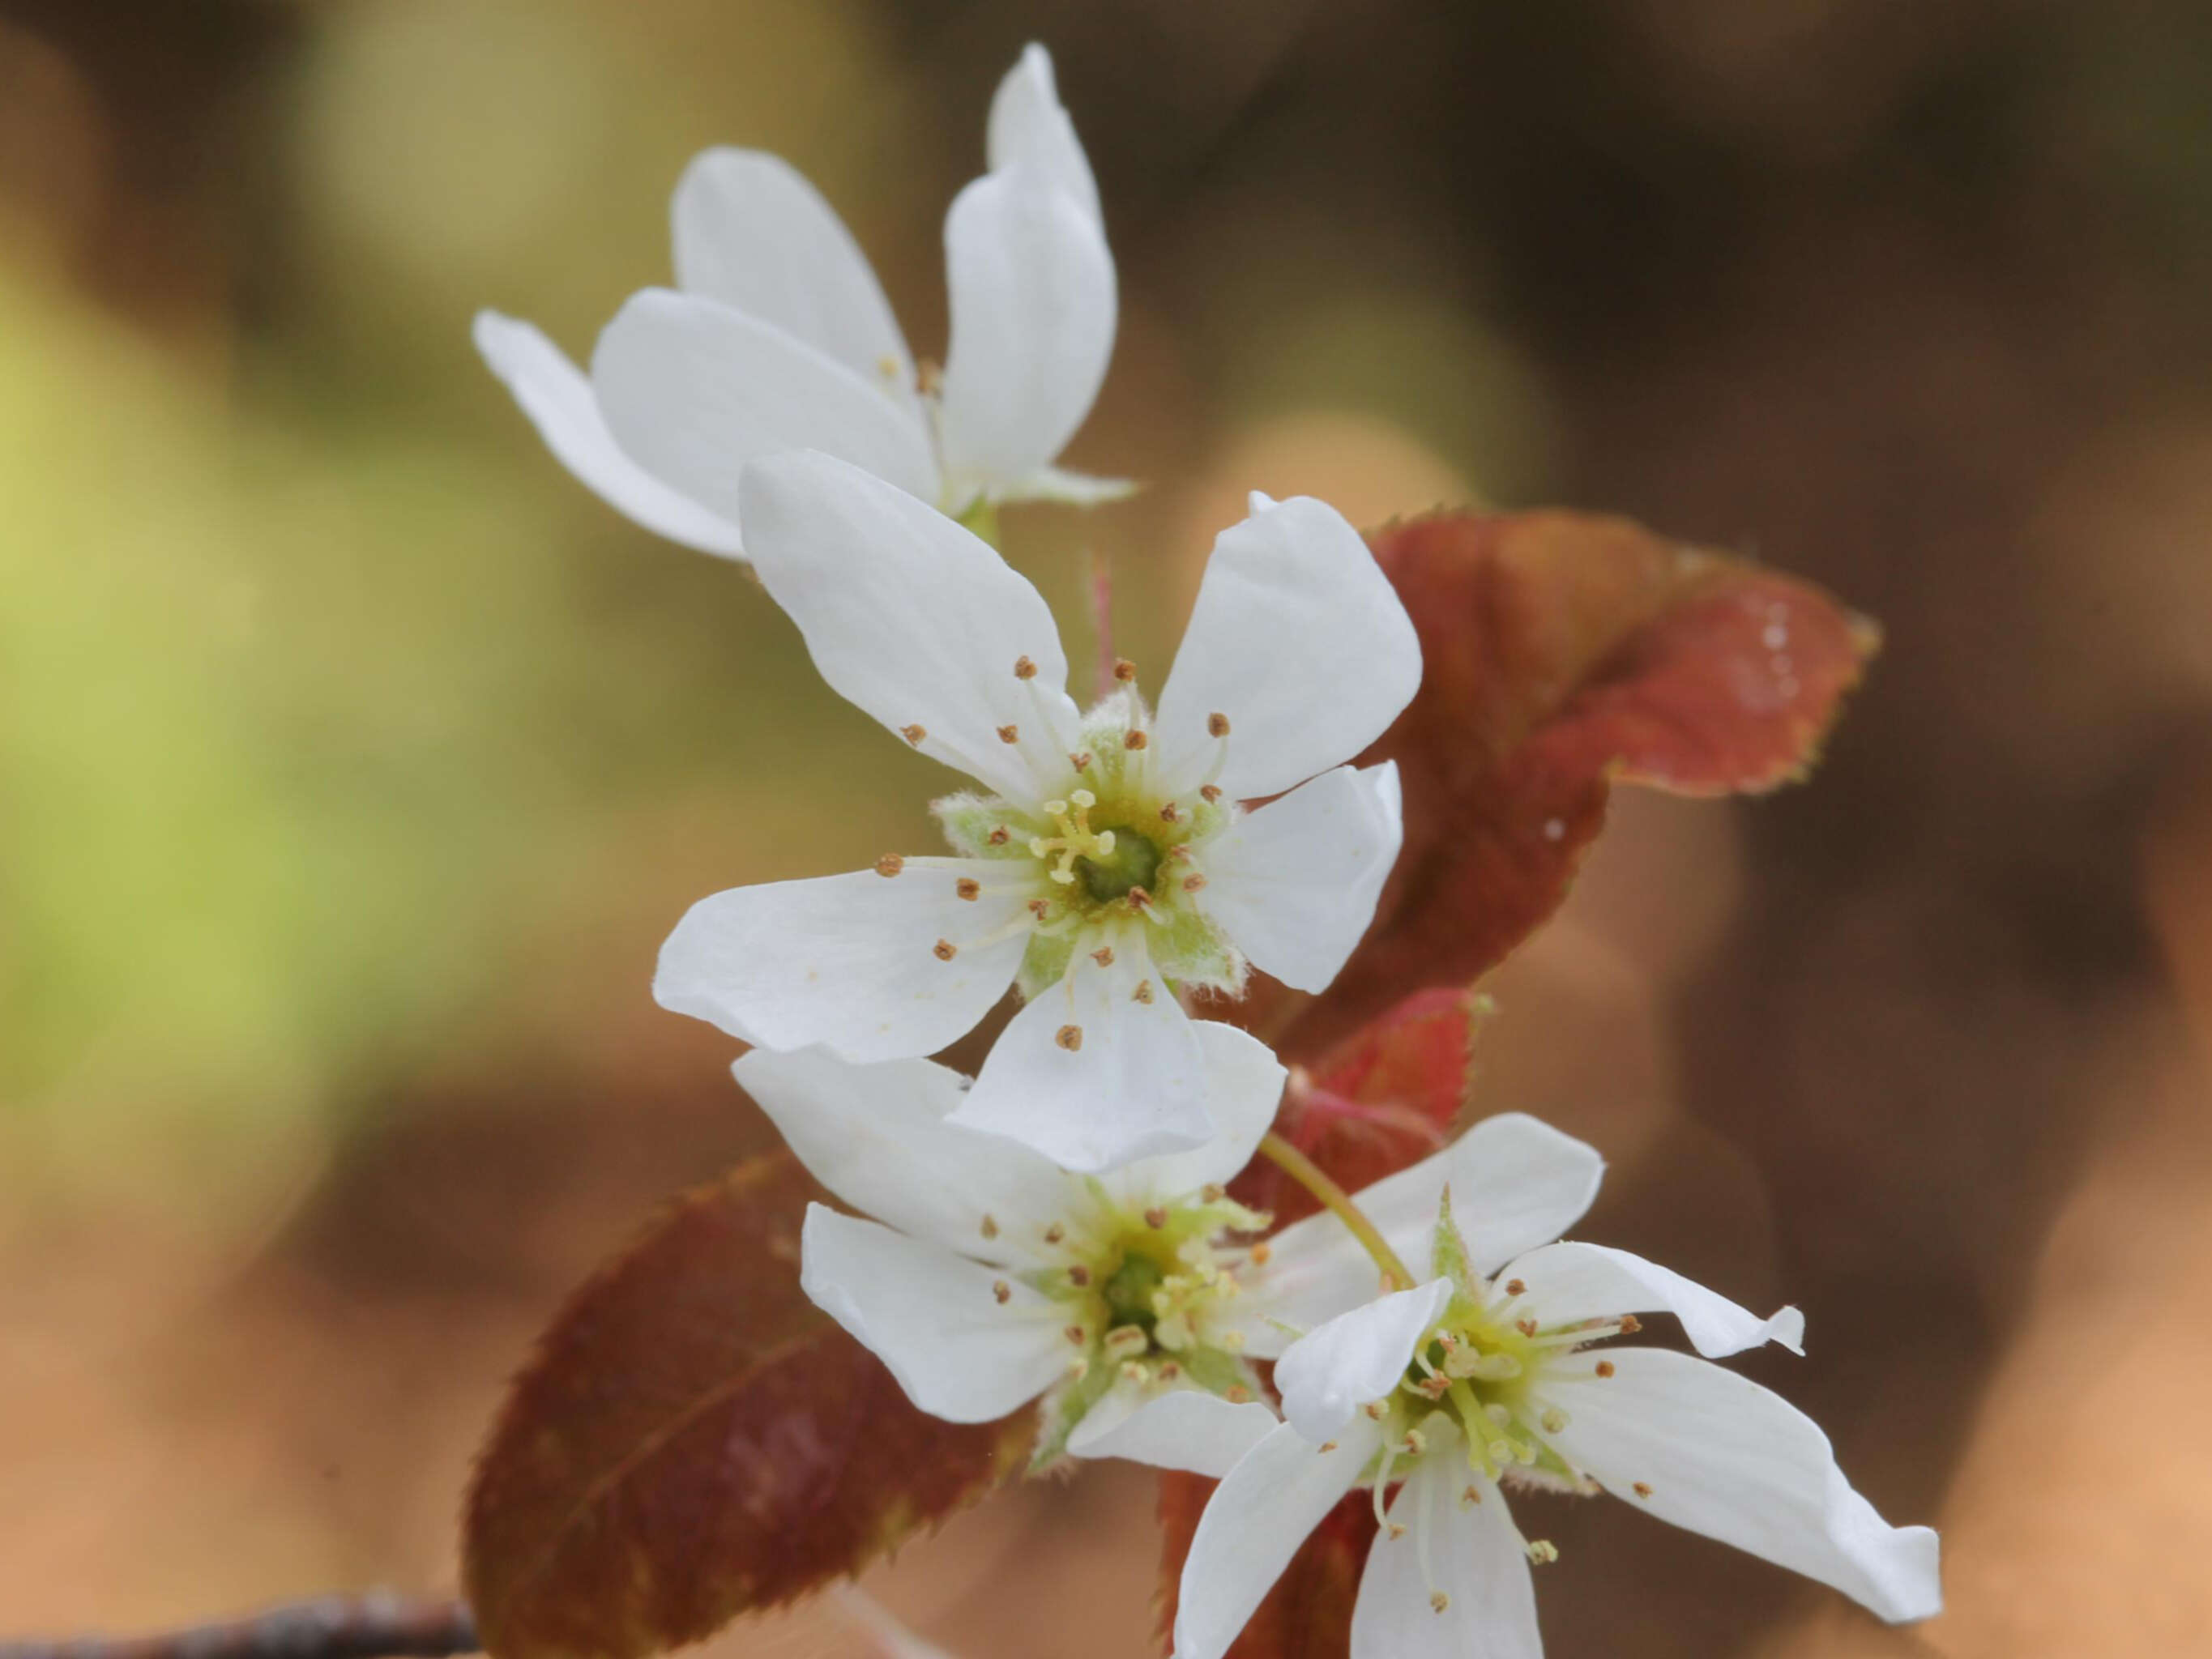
[{"left": 1257, "top": 1132, "right": 1416, "bottom": 1290}]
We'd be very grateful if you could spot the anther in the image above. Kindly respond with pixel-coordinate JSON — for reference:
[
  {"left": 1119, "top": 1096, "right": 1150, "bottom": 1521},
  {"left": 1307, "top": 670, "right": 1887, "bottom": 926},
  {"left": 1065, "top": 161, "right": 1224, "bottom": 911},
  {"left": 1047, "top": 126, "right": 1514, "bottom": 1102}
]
[
  {"left": 1121, "top": 1360, "right": 1147, "bottom": 1384},
  {"left": 1091, "top": 945, "right": 1115, "bottom": 967},
  {"left": 1014, "top": 655, "right": 1037, "bottom": 680},
  {"left": 1056, "top": 1024, "right": 1084, "bottom": 1051},
  {"left": 1063, "top": 1324, "right": 1086, "bottom": 1346},
  {"left": 992, "top": 1279, "right": 1011, "bottom": 1304},
  {"left": 1128, "top": 885, "right": 1154, "bottom": 910},
  {"left": 1595, "top": 1360, "right": 1616, "bottom": 1379},
  {"left": 1182, "top": 873, "right": 1206, "bottom": 893},
  {"left": 1104, "top": 1325, "right": 1147, "bottom": 1358},
  {"left": 1402, "top": 1429, "right": 1427, "bottom": 1454},
  {"left": 1362, "top": 1401, "right": 1387, "bottom": 1422},
  {"left": 980, "top": 1214, "right": 999, "bottom": 1240},
  {"left": 1526, "top": 1541, "right": 1560, "bottom": 1565},
  {"left": 1067, "top": 1265, "right": 1092, "bottom": 1288},
  {"left": 1540, "top": 1408, "right": 1569, "bottom": 1434},
  {"left": 1202, "top": 1184, "right": 1226, "bottom": 1202},
  {"left": 1224, "top": 1384, "right": 1255, "bottom": 1405},
  {"left": 1430, "top": 1592, "right": 1450, "bottom": 1614},
  {"left": 1617, "top": 1315, "right": 1642, "bottom": 1334},
  {"left": 1460, "top": 1486, "right": 1481, "bottom": 1508},
  {"left": 1133, "top": 979, "right": 1155, "bottom": 1004},
  {"left": 1207, "top": 712, "right": 1231, "bottom": 738},
  {"left": 1516, "top": 1318, "right": 1539, "bottom": 1337},
  {"left": 997, "top": 724, "right": 1019, "bottom": 744},
  {"left": 1158, "top": 1361, "right": 1181, "bottom": 1380},
  {"left": 1070, "top": 751, "right": 1092, "bottom": 772},
  {"left": 1112, "top": 659, "right": 1138, "bottom": 682},
  {"left": 1318, "top": 1441, "right": 1339, "bottom": 1455},
  {"left": 989, "top": 826, "right": 1010, "bottom": 846},
  {"left": 1159, "top": 802, "right": 1181, "bottom": 823},
  {"left": 1387, "top": 1524, "right": 1407, "bottom": 1542},
  {"left": 1070, "top": 789, "right": 1096, "bottom": 808},
  {"left": 1027, "top": 898, "right": 1052, "bottom": 919},
  {"left": 875, "top": 854, "right": 904, "bottom": 877},
  {"left": 900, "top": 723, "right": 926, "bottom": 746},
  {"left": 1633, "top": 1482, "right": 1654, "bottom": 1499},
  {"left": 955, "top": 878, "right": 981, "bottom": 901},
  {"left": 1144, "top": 1205, "right": 1168, "bottom": 1230},
  {"left": 1505, "top": 1279, "right": 1527, "bottom": 1296},
  {"left": 1249, "top": 1243, "right": 1271, "bottom": 1265},
  {"left": 933, "top": 940, "right": 957, "bottom": 961},
  {"left": 1125, "top": 731, "right": 1149, "bottom": 750},
  {"left": 1200, "top": 784, "right": 1223, "bottom": 804},
  {"left": 1044, "top": 1223, "right": 1066, "bottom": 1245}
]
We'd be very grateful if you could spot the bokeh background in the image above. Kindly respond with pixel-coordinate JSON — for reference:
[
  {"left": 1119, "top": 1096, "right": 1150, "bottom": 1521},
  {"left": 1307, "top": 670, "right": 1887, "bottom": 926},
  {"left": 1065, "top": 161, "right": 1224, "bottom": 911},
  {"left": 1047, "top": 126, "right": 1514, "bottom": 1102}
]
[{"left": 4, "top": 2, "right": 2210, "bottom": 1654}]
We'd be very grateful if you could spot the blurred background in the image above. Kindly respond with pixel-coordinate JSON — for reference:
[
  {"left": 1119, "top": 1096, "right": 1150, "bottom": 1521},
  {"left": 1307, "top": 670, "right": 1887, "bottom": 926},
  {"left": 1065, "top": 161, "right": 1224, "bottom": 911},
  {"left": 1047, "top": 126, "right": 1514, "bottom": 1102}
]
[{"left": 3, "top": 2, "right": 2210, "bottom": 1654}]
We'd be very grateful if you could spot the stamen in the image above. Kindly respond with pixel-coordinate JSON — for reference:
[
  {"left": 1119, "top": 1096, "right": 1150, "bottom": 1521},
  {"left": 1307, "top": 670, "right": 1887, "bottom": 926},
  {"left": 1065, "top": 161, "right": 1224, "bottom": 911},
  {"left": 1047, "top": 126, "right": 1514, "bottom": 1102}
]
[
  {"left": 1125, "top": 730, "right": 1149, "bottom": 750},
  {"left": 1526, "top": 1541, "right": 1560, "bottom": 1565},
  {"left": 933, "top": 940, "right": 957, "bottom": 961},
  {"left": 992, "top": 1280, "right": 1011, "bottom": 1304},
  {"left": 1181, "top": 872, "right": 1206, "bottom": 893},
  {"left": 1062, "top": 1324, "right": 1085, "bottom": 1346},
  {"left": 1362, "top": 1401, "right": 1388, "bottom": 1422},
  {"left": 1200, "top": 784, "right": 1223, "bottom": 804},
  {"left": 1207, "top": 712, "right": 1231, "bottom": 737},
  {"left": 1430, "top": 1593, "right": 1450, "bottom": 1614},
  {"left": 1317, "top": 1440, "right": 1338, "bottom": 1455},
  {"left": 1202, "top": 1184, "right": 1226, "bottom": 1202},
  {"left": 1633, "top": 1482, "right": 1654, "bottom": 1499},
  {"left": 997, "top": 724, "right": 1018, "bottom": 744},
  {"left": 900, "top": 723, "right": 926, "bottom": 746},
  {"left": 1460, "top": 1485, "right": 1481, "bottom": 1508},
  {"left": 1133, "top": 979, "right": 1155, "bottom": 1004},
  {"left": 1091, "top": 945, "right": 1115, "bottom": 967},
  {"left": 988, "top": 826, "right": 1011, "bottom": 846},
  {"left": 1159, "top": 802, "right": 1181, "bottom": 823},
  {"left": 1067, "top": 1265, "right": 1092, "bottom": 1288},
  {"left": 1595, "top": 1360, "right": 1616, "bottom": 1379},
  {"left": 874, "top": 855, "right": 904, "bottom": 877},
  {"left": 1104, "top": 1325, "right": 1147, "bottom": 1358},
  {"left": 1224, "top": 1384, "right": 1254, "bottom": 1405},
  {"left": 1143, "top": 1206, "right": 1168, "bottom": 1229},
  {"left": 1044, "top": 1223, "right": 1066, "bottom": 1245},
  {"left": 1249, "top": 1243, "right": 1272, "bottom": 1265},
  {"left": 1540, "top": 1407, "right": 1569, "bottom": 1434},
  {"left": 1014, "top": 656, "right": 1037, "bottom": 680},
  {"left": 1505, "top": 1279, "right": 1527, "bottom": 1297},
  {"left": 1112, "top": 659, "right": 1138, "bottom": 682},
  {"left": 955, "top": 878, "right": 981, "bottom": 901},
  {"left": 1056, "top": 1024, "right": 1084, "bottom": 1051},
  {"left": 1070, "top": 751, "right": 1092, "bottom": 772},
  {"left": 980, "top": 1214, "right": 999, "bottom": 1240}
]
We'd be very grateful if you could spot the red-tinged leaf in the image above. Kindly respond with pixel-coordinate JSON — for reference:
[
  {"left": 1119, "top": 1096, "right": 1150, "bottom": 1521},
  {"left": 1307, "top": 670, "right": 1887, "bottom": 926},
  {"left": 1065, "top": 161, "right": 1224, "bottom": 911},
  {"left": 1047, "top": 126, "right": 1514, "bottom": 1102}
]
[
  {"left": 1238, "top": 987, "right": 1488, "bottom": 1226},
  {"left": 1157, "top": 1472, "right": 1376, "bottom": 1659},
  {"left": 463, "top": 1150, "right": 1032, "bottom": 1659},
  {"left": 1266, "top": 509, "right": 1877, "bottom": 1057}
]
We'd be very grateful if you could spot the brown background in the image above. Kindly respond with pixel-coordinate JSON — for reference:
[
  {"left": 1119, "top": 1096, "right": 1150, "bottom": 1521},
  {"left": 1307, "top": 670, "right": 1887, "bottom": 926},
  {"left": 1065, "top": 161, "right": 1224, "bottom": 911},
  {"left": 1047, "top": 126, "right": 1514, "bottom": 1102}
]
[{"left": 3, "top": 2, "right": 2210, "bottom": 1655}]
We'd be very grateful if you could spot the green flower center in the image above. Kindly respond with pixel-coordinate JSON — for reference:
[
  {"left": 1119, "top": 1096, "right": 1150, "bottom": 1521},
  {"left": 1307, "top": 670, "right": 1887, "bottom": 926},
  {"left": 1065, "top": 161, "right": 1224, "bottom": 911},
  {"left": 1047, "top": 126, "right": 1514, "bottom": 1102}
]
[{"left": 1076, "top": 822, "right": 1163, "bottom": 902}]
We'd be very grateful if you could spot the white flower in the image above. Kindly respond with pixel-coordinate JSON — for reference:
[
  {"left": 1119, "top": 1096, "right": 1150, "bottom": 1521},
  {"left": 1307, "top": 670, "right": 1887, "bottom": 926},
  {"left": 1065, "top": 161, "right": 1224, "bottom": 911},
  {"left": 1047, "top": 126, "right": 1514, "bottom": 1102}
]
[
  {"left": 1157, "top": 1137, "right": 1943, "bottom": 1659},
  {"left": 754, "top": 1042, "right": 1605, "bottom": 1478},
  {"left": 475, "top": 43, "right": 1125, "bottom": 561},
  {"left": 653, "top": 449, "right": 1419, "bottom": 1172}
]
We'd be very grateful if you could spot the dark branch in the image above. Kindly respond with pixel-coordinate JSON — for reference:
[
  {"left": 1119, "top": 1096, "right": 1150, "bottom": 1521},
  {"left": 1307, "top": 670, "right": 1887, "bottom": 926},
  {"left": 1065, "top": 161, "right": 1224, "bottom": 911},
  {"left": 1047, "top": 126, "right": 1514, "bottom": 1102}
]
[{"left": 0, "top": 1596, "right": 479, "bottom": 1659}]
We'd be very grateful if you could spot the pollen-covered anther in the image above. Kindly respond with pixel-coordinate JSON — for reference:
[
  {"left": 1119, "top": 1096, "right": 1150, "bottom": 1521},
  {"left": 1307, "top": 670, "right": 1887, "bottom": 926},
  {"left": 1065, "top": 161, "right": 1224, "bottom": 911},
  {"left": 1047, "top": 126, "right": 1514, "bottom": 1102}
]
[
  {"left": 1091, "top": 945, "right": 1115, "bottom": 967},
  {"left": 1125, "top": 730, "right": 1149, "bottom": 750},
  {"left": 1617, "top": 1314, "right": 1642, "bottom": 1334},
  {"left": 1143, "top": 1205, "right": 1168, "bottom": 1229},
  {"left": 1526, "top": 1541, "right": 1560, "bottom": 1565},
  {"left": 1132, "top": 979, "right": 1155, "bottom": 1004},
  {"left": 1633, "top": 1482, "right": 1654, "bottom": 1499},
  {"left": 980, "top": 1213, "right": 1000, "bottom": 1240},
  {"left": 1516, "top": 1318, "right": 1539, "bottom": 1337},
  {"left": 1104, "top": 1324, "right": 1148, "bottom": 1358},
  {"left": 992, "top": 1279, "right": 1011, "bottom": 1304},
  {"left": 1044, "top": 1222, "right": 1066, "bottom": 1245},
  {"left": 997, "top": 723, "right": 1019, "bottom": 744},
  {"left": 1387, "top": 1524, "right": 1407, "bottom": 1541},
  {"left": 1318, "top": 1439, "right": 1339, "bottom": 1455},
  {"left": 1121, "top": 1360, "right": 1147, "bottom": 1384},
  {"left": 955, "top": 878, "right": 981, "bottom": 901},
  {"left": 1202, "top": 1183, "right": 1226, "bottom": 1202},
  {"left": 1402, "top": 1428, "right": 1428, "bottom": 1454},
  {"left": 874, "top": 854, "right": 904, "bottom": 877},
  {"left": 1056, "top": 1024, "right": 1084, "bottom": 1051},
  {"left": 1182, "top": 873, "right": 1206, "bottom": 893},
  {"left": 1062, "top": 1324, "right": 1086, "bottom": 1346},
  {"left": 1070, "top": 751, "right": 1092, "bottom": 772},
  {"left": 989, "top": 826, "right": 1010, "bottom": 846},
  {"left": 1027, "top": 898, "right": 1052, "bottom": 919},
  {"left": 1414, "top": 1375, "right": 1451, "bottom": 1401},
  {"left": 1540, "top": 1407, "right": 1569, "bottom": 1434},
  {"left": 1595, "top": 1359, "right": 1616, "bottom": 1379},
  {"left": 1158, "top": 1360, "right": 1181, "bottom": 1381},
  {"left": 1013, "top": 655, "right": 1037, "bottom": 680},
  {"left": 1362, "top": 1401, "right": 1388, "bottom": 1422},
  {"left": 1206, "top": 711, "right": 1232, "bottom": 738},
  {"left": 1505, "top": 1278, "right": 1527, "bottom": 1296},
  {"left": 1067, "top": 1264, "right": 1092, "bottom": 1288},
  {"left": 1430, "top": 1592, "right": 1450, "bottom": 1614},
  {"left": 1199, "top": 783, "right": 1223, "bottom": 804},
  {"left": 1159, "top": 802, "right": 1181, "bottom": 823},
  {"left": 1112, "top": 658, "right": 1138, "bottom": 682},
  {"left": 1460, "top": 1485, "right": 1482, "bottom": 1508},
  {"left": 1127, "top": 885, "right": 1154, "bottom": 910},
  {"left": 900, "top": 723, "right": 926, "bottom": 746},
  {"left": 1249, "top": 1243, "right": 1272, "bottom": 1266},
  {"left": 933, "top": 939, "right": 957, "bottom": 961}
]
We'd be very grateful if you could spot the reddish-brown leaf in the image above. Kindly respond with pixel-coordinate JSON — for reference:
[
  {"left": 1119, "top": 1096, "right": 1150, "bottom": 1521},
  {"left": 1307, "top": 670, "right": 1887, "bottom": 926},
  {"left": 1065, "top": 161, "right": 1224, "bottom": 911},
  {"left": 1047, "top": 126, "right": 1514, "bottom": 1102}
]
[
  {"left": 1262, "top": 508, "right": 1877, "bottom": 1057},
  {"left": 463, "top": 1150, "right": 1032, "bottom": 1659},
  {"left": 1157, "top": 1473, "right": 1376, "bottom": 1659},
  {"left": 1238, "top": 987, "right": 1488, "bottom": 1226}
]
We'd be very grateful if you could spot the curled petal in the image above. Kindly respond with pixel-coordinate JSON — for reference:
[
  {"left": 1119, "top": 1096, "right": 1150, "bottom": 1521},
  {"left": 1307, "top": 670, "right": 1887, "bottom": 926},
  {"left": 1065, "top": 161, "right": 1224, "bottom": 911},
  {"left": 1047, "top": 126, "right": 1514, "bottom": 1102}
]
[
  {"left": 1274, "top": 1278, "right": 1454, "bottom": 1442},
  {"left": 1497, "top": 1240, "right": 1804, "bottom": 1358},
  {"left": 985, "top": 43, "right": 1100, "bottom": 225}
]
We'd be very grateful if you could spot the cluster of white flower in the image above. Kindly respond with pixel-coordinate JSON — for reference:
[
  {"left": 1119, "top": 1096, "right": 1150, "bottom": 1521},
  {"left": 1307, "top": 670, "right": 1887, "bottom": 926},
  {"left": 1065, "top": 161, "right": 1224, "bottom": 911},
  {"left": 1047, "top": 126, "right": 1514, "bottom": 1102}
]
[{"left": 479, "top": 44, "right": 1941, "bottom": 1659}]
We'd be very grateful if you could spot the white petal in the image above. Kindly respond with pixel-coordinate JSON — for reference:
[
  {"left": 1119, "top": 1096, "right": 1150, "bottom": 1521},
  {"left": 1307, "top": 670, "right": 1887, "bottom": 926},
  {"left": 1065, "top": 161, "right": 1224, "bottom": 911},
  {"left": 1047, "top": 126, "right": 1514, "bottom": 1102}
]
[
  {"left": 1544, "top": 1349, "right": 1941, "bottom": 1623},
  {"left": 670, "top": 147, "right": 918, "bottom": 414},
  {"left": 1067, "top": 1387, "right": 1279, "bottom": 1478},
  {"left": 1352, "top": 1461, "right": 1540, "bottom": 1659},
  {"left": 1100, "top": 1021, "right": 1286, "bottom": 1209},
  {"left": 1499, "top": 1240, "right": 1804, "bottom": 1358},
  {"left": 1275, "top": 1279, "right": 1454, "bottom": 1442},
  {"left": 937, "top": 172, "right": 1115, "bottom": 504},
  {"left": 734, "top": 1047, "right": 1078, "bottom": 1269},
  {"left": 985, "top": 44, "right": 1100, "bottom": 225},
  {"left": 949, "top": 933, "right": 1212, "bottom": 1172},
  {"left": 472, "top": 311, "right": 745, "bottom": 557},
  {"left": 1224, "top": 1114, "right": 1604, "bottom": 1359},
  {"left": 1005, "top": 464, "right": 1139, "bottom": 505},
  {"left": 1174, "top": 1418, "right": 1382, "bottom": 1659},
  {"left": 1198, "top": 763, "right": 1403, "bottom": 994},
  {"left": 1155, "top": 494, "right": 1420, "bottom": 801},
  {"left": 592, "top": 288, "right": 939, "bottom": 518},
  {"left": 737, "top": 450, "right": 1082, "bottom": 804},
  {"left": 654, "top": 864, "right": 1027, "bottom": 1062},
  {"left": 799, "top": 1205, "right": 1069, "bottom": 1422}
]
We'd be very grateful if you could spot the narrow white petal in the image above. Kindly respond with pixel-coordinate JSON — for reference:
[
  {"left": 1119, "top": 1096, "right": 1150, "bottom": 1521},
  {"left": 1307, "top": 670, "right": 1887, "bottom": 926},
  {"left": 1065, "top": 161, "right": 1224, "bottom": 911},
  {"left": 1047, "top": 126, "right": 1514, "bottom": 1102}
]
[
  {"left": 653, "top": 864, "right": 1027, "bottom": 1062},
  {"left": 1155, "top": 494, "right": 1420, "bottom": 801},
  {"left": 1224, "top": 1114, "right": 1604, "bottom": 1359},
  {"left": 738, "top": 450, "right": 1081, "bottom": 804},
  {"left": 1275, "top": 1279, "right": 1454, "bottom": 1442},
  {"left": 1066, "top": 1387, "right": 1279, "bottom": 1477},
  {"left": 799, "top": 1205, "right": 1067, "bottom": 1422},
  {"left": 592, "top": 288, "right": 939, "bottom": 517},
  {"left": 949, "top": 936, "right": 1212, "bottom": 1172},
  {"left": 1175, "top": 1418, "right": 1383, "bottom": 1659},
  {"left": 1198, "top": 763, "right": 1403, "bottom": 994},
  {"left": 473, "top": 311, "right": 745, "bottom": 557},
  {"left": 984, "top": 43, "right": 1101, "bottom": 225},
  {"left": 937, "top": 172, "right": 1115, "bottom": 503},
  {"left": 1498, "top": 1240, "right": 1805, "bottom": 1357},
  {"left": 1544, "top": 1349, "right": 1941, "bottom": 1623},
  {"left": 670, "top": 147, "right": 918, "bottom": 415},
  {"left": 735, "top": 1047, "right": 1078, "bottom": 1269},
  {"left": 1004, "top": 464, "right": 1139, "bottom": 505},
  {"left": 1352, "top": 1461, "right": 1541, "bottom": 1659},
  {"left": 1100, "top": 1021, "right": 1287, "bottom": 1209}
]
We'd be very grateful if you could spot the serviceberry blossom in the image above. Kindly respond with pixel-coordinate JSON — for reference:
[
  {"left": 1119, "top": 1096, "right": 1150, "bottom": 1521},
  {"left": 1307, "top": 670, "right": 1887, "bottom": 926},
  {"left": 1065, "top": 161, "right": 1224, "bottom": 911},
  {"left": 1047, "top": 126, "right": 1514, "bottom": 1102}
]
[
  {"left": 1164, "top": 1151, "right": 1943, "bottom": 1659},
  {"left": 475, "top": 43, "right": 1123, "bottom": 561},
  {"left": 745, "top": 1041, "right": 1603, "bottom": 1475},
  {"left": 654, "top": 449, "right": 1419, "bottom": 1172}
]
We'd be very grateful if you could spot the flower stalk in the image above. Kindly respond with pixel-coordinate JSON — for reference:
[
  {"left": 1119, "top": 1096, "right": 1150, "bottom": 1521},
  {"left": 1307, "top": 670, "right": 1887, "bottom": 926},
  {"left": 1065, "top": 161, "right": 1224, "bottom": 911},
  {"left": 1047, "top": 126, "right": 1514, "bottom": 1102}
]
[{"left": 1256, "top": 1129, "right": 1416, "bottom": 1290}]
